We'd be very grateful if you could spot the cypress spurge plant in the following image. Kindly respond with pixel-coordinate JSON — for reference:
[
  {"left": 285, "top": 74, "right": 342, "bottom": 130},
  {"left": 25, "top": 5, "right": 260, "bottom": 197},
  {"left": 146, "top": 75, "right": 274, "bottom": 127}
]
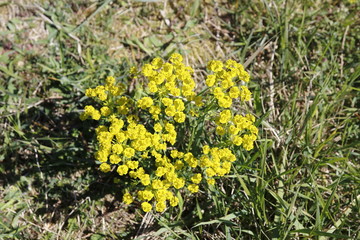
[{"left": 80, "top": 53, "right": 258, "bottom": 213}]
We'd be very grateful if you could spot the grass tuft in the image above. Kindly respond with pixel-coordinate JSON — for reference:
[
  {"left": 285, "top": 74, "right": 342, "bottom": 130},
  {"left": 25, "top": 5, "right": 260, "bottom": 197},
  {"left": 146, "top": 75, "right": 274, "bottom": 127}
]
[{"left": 0, "top": 0, "right": 359, "bottom": 239}]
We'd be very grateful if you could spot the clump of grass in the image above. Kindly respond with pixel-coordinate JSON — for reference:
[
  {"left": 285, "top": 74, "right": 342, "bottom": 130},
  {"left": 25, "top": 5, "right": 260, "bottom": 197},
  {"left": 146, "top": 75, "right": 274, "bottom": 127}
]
[{"left": 0, "top": 0, "right": 359, "bottom": 239}]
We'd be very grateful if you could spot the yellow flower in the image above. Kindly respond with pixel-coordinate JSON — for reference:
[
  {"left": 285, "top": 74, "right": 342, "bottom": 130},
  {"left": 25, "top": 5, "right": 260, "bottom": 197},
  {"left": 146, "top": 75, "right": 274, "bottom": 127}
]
[
  {"left": 126, "top": 161, "right": 139, "bottom": 169},
  {"left": 155, "top": 167, "right": 166, "bottom": 177},
  {"left": 149, "top": 106, "right": 161, "bottom": 119},
  {"left": 206, "top": 75, "right": 216, "bottom": 87},
  {"left": 233, "top": 136, "right": 243, "bottom": 146},
  {"left": 221, "top": 80, "right": 230, "bottom": 89},
  {"left": 242, "top": 134, "right": 257, "bottom": 151},
  {"left": 174, "top": 112, "right": 186, "bottom": 123},
  {"left": 115, "top": 132, "right": 127, "bottom": 143},
  {"left": 213, "top": 87, "right": 224, "bottom": 99},
  {"left": 174, "top": 99, "right": 185, "bottom": 111},
  {"left": 165, "top": 123, "right": 175, "bottom": 132},
  {"left": 152, "top": 179, "right": 164, "bottom": 189},
  {"left": 105, "top": 76, "right": 115, "bottom": 86},
  {"left": 162, "top": 62, "right": 173, "bottom": 75},
  {"left": 174, "top": 160, "right": 184, "bottom": 170},
  {"left": 138, "top": 190, "right": 154, "bottom": 201},
  {"left": 169, "top": 53, "right": 183, "bottom": 64},
  {"left": 154, "top": 123, "right": 163, "bottom": 132},
  {"left": 246, "top": 114, "right": 256, "bottom": 122},
  {"left": 188, "top": 184, "right": 199, "bottom": 193},
  {"left": 216, "top": 126, "right": 226, "bottom": 136},
  {"left": 218, "top": 96, "right": 232, "bottom": 108},
  {"left": 225, "top": 59, "right": 239, "bottom": 70},
  {"left": 151, "top": 57, "right": 163, "bottom": 69},
  {"left": 229, "top": 125, "right": 240, "bottom": 135},
  {"left": 207, "top": 179, "right": 215, "bottom": 185},
  {"left": 140, "top": 174, "right": 151, "bottom": 186},
  {"left": 169, "top": 196, "right": 179, "bottom": 207},
  {"left": 79, "top": 112, "right": 88, "bottom": 121},
  {"left": 148, "top": 81, "right": 158, "bottom": 93},
  {"left": 219, "top": 110, "right": 231, "bottom": 124},
  {"left": 173, "top": 178, "right": 185, "bottom": 189},
  {"left": 229, "top": 86, "right": 240, "bottom": 99},
  {"left": 238, "top": 69, "right": 250, "bottom": 82},
  {"left": 155, "top": 201, "right": 166, "bottom": 212},
  {"left": 200, "top": 156, "right": 211, "bottom": 167},
  {"left": 123, "top": 148, "right": 135, "bottom": 158},
  {"left": 142, "top": 64, "right": 155, "bottom": 77},
  {"left": 123, "top": 192, "right": 133, "bottom": 205},
  {"left": 207, "top": 60, "right": 223, "bottom": 72},
  {"left": 184, "top": 152, "right": 197, "bottom": 168},
  {"left": 137, "top": 97, "right": 154, "bottom": 109},
  {"left": 129, "top": 66, "right": 138, "bottom": 76},
  {"left": 165, "top": 105, "right": 176, "bottom": 117},
  {"left": 95, "top": 86, "right": 107, "bottom": 101},
  {"left": 109, "top": 155, "right": 121, "bottom": 164},
  {"left": 112, "top": 144, "right": 123, "bottom": 154},
  {"left": 141, "top": 202, "right": 152, "bottom": 212},
  {"left": 239, "top": 86, "right": 252, "bottom": 101},
  {"left": 117, "top": 165, "right": 129, "bottom": 175},
  {"left": 206, "top": 168, "right": 216, "bottom": 177},
  {"left": 191, "top": 174, "right": 202, "bottom": 184},
  {"left": 85, "top": 88, "right": 95, "bottom": 98},
  {"left": 95, "top": 150, "right": 109, "bottom": 163},
  {"left": 99, "top": 163, "right": 111, "bottom": 173},
  {"left": 248, "top": 125, "right": 258, "bottom": 135},
  {"left": 84, "top": 105, "right": 101, "bottom": 120},
  {"left": 100, "top": 106, "right": 111, "bottom": 116}
]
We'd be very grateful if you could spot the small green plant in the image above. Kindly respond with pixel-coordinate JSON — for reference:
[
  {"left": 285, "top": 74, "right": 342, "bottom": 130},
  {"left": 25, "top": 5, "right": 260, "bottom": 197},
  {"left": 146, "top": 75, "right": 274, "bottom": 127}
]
[{"left": 80, "top": 53, "right": 258, "bottom": 213}]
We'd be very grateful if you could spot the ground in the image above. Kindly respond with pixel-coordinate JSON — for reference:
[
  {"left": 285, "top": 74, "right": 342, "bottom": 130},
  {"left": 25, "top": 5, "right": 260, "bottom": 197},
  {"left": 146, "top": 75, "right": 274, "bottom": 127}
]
[{"left": 0, "top": 0, "right": 359, "bottom": 239}]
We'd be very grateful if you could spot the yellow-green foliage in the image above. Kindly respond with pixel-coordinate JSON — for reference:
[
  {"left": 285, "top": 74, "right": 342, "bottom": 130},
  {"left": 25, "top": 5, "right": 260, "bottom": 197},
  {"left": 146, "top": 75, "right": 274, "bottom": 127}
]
[{"left": 80, "top": 53, "right": 258, "bottom": 213}]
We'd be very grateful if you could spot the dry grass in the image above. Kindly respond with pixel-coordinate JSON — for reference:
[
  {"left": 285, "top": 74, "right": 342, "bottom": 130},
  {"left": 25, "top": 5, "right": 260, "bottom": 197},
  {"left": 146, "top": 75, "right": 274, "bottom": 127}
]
[{"left": 1, "top": 0, "right": 359, "bottom": 239}]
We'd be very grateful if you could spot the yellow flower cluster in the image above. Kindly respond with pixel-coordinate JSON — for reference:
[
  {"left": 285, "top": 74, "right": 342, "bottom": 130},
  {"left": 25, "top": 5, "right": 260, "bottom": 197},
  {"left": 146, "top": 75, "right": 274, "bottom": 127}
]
[
  {"left": 80, "top": 53, "right": 258, "bottom": 213},
  {"left": 206, "top": 59, "right": 251, "bottom": 108}
]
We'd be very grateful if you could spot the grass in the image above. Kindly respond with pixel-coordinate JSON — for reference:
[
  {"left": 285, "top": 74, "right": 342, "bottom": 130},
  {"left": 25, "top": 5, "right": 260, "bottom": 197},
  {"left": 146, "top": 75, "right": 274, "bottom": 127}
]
[{"left": 0, "top": 0, "right": 359, "bottom": 239}]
